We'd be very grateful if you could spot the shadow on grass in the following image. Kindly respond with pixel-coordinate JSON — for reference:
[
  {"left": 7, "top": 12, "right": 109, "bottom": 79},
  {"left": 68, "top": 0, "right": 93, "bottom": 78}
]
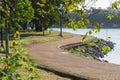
[
  {"left": 20, "top": 33, "right": 49, "bottom": 39},
  {"left": 37, "top": 66, "right": 87, "bottom": 80}
]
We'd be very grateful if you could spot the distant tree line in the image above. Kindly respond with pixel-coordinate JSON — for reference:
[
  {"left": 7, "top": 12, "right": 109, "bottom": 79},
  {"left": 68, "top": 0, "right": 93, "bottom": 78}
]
[
  {"left": 54, "top": 7, "right": 120, "bottom": 28},
  {"left": 87, "top": 7, "right": 120, "bottom": 28}
]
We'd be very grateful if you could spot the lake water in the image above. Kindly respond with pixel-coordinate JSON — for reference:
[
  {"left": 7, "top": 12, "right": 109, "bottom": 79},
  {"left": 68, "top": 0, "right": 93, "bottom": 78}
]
[{"left": 52, "top": 28, "right": 120, "bottom": 65}]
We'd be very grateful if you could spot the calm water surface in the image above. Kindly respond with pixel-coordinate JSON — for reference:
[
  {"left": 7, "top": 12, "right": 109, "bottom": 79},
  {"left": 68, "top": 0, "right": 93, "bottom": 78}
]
[{"left": 53, "top": 28, "right": 120, "bottom": 65}]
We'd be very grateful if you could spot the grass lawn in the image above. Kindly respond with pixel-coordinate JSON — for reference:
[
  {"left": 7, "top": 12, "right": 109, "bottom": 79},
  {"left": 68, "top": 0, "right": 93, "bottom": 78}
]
[{"left": 19, "top": 30, "right": 72, "bottom": 46}]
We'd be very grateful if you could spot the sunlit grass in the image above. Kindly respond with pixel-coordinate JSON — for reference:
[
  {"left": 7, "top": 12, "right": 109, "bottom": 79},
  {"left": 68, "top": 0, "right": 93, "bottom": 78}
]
[{"left": 19, "top": 30, "right": 72, "bottom": 46}]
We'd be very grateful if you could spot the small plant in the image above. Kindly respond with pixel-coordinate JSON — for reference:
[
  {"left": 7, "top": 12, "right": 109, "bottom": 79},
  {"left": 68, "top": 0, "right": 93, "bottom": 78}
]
[
  {"left": 0, "top": 31, "right": 40, "bottom": 80},
  {"left": 14, "top": 30, "right": 20, "bottom": 40},
  {"left": 102, "top": 45, "right": 111, "bottom": 54}
]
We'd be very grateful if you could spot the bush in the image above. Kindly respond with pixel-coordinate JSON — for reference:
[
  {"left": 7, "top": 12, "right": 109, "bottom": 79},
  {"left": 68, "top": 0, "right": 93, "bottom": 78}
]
[{"left": 0, "top": 40, "right": 40, "bottom": 80}]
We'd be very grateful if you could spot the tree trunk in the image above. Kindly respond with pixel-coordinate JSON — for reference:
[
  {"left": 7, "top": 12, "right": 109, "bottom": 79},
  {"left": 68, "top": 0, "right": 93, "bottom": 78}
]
[{"left": 59, "top": 12, "right": 63, "bottom": 37}]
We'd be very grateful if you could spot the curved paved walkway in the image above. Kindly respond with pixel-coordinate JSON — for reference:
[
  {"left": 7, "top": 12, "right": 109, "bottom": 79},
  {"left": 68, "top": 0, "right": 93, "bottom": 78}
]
[{"left": 28, "top": 34, "right": 120, "bottom": 80}]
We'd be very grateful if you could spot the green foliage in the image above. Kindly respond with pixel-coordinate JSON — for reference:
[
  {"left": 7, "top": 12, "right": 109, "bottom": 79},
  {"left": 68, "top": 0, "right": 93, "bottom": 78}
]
[
  {"left": 93, "top": 22, "right": 101, "bottom": 33},
  {"left": 88, "top": 31, "right": 92, "bottom": 35},
  {"left": 0, "top": 40, "right": 40, "bottom": 80},
  {"left": 107, "top": 14, "right": 114, "bottom": 20},
  {"left": 0, "top": 0, "right": 34, "bottom": 29},
  {"left": 31, "top": 0, "right": 60, "bottom": 30},
  {"left": 15, "top": 0, "right": 34, "bottom": 24},
  {"left": 112, "top": 1, "right": 120, "bottom": 9},
  {"left": 81, "top": 32, "right": 88, "bottom": 42},
  {"left": 102, "top": 45, "right": 111, "bottom": 53},
  {"left": 81, "top": 30, "right": 93, "bottom": 42}
]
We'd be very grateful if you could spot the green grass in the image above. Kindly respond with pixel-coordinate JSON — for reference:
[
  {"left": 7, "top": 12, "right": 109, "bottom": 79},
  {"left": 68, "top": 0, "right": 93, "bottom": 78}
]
[
  {"left": 13, "top": 30, "right": 72, "bottom": 46},
  {"left": 67, "top": 48, "right": 93, "bottom": 59}
]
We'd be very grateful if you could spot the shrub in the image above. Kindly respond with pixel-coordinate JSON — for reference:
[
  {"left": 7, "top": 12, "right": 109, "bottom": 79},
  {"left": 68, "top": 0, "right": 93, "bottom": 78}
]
[{"left": 0, "top": 31, "right": 40, "bottom": 80}]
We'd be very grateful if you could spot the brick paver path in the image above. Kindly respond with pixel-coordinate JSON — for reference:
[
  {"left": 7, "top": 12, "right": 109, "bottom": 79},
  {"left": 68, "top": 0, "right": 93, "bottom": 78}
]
[{"left": 28, "top": 34, "right": 120, "bottom": 80}]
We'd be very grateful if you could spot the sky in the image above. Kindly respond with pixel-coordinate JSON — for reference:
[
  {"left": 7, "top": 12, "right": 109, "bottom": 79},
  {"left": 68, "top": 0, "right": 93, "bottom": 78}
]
[{"left": 88, "top": 0, "right": 119, "bottom": 9}]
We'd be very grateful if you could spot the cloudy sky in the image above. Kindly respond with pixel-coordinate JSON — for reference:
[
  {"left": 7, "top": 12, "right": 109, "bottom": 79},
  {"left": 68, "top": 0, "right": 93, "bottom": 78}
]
[{"left": 93, "top": 0, "right": 119, "bottom": 9}]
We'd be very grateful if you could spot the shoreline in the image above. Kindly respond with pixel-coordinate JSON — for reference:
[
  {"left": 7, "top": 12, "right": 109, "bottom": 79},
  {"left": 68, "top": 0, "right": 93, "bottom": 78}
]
[{"left": 60, "top": 37, "right": 114, "bottom": 62}]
